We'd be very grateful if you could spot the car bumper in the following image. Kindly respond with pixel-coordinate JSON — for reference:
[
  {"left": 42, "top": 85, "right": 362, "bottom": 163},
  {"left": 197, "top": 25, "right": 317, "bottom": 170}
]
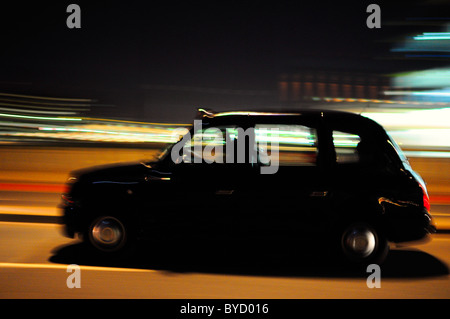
[
  {"left": 61, "top": 204, "right": 83, "bottom": 239},
  {"left": 385, "top": 209, "right": 436, "bottom": 243}
]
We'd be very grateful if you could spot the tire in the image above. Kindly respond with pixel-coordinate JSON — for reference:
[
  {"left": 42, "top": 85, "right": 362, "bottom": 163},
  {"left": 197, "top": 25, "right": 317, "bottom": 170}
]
[
  {"left": 339, "top": 221, "right": 389, "bottom": 266},
  {"left": 86, "top": 215, "right": 135, "bottom": 258}
]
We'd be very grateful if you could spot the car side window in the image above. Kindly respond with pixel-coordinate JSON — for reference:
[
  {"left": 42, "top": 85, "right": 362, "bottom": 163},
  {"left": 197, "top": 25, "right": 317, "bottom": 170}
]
[
  {"left": 255, "top": 124, "right": 318, "bottom": 166},
  {"left": 332, "top": 131, "right": 361, "bottom": 164},
  {"left": 182, "top": 126, "right": 237, "bottom": 164}
]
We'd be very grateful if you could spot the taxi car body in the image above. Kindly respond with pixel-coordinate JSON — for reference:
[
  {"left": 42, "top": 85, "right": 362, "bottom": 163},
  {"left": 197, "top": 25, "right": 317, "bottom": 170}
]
[{"left": 61, "top": 109, "right": 435, "bottom": 265}]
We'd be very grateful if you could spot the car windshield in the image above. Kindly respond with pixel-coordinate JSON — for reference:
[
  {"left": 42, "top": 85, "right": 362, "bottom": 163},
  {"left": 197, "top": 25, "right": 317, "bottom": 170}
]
[
  {"left": 155, "top": 143, "right": 174, "bottom": 161},
  {"left": 153, "top": 127, "right": 193, "bottom": 163}
]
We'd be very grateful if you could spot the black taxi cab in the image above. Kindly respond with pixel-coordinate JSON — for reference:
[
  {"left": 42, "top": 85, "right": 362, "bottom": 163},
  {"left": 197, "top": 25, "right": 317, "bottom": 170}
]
[{"left": 61, "top": 109, "right": 435, "bottom": 265}]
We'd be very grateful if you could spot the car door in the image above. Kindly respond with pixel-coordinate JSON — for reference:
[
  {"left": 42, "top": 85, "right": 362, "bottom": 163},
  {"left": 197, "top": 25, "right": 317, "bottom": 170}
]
[
  {"left": 231, "top": 122, "right": 331, "bottom": 241},
  {"left": 168, "top": 124, "right": 255, "bottom": 240}
]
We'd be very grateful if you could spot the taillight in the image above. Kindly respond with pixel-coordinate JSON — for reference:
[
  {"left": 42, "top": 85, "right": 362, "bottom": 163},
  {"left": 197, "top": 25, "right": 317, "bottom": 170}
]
[{"left": 419, "top": 184, "right": 430, "bottom": 213}]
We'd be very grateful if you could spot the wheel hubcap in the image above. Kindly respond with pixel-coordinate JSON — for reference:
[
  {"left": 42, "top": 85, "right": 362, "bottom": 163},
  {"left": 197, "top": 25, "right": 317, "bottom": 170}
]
[
  {"left": 342, "top": 224, "right": 377, "bottom": 259},
  {"left": 91, "top": 217, "right": 125, "bottom": 251}
]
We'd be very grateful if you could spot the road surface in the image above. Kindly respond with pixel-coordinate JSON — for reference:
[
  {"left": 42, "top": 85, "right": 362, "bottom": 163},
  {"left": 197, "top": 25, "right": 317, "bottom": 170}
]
[
  {"left": 0, "top": 221, "right": 449, "bottom": 299},
  {"left": 0, "top": 146, "right": 449, "bottom": 300}
]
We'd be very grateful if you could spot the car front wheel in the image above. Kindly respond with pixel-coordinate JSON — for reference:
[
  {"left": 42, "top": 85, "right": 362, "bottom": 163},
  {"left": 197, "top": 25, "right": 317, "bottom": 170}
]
[{"left": 87, "top": 215, "right": 130, "bottom": 256}]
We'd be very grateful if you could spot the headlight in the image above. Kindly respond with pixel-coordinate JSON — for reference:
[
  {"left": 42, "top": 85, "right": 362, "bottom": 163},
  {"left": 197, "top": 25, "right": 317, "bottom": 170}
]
[
  {"left": 66, "top": 176, "right": 78, "bottom": 184},
  {"left": 63, "top": 176, "right": 77, "bottom": 193}
]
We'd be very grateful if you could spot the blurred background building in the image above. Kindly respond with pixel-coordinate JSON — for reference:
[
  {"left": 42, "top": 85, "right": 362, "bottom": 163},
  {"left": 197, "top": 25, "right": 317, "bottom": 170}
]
[{"left": 0, "top": 1, "right": 449, "bottom": 149}]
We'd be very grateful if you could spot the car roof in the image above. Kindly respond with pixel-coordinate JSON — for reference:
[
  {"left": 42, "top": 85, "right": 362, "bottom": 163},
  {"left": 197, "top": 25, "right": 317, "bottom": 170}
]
[{"left": 196, "top": 108, "right": 387, "bottom": 139}]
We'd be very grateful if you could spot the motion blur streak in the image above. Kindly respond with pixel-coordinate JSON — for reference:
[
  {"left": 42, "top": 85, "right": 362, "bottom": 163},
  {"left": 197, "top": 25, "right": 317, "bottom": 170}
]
[
  {"left": 0, "top": 262, "right": 155, "bottom": 273},
  {"left": 0, "top": 183, "right": 64, "bottom": 193},
  {"left": 0, "top": 92, "right": 94, "bottom": 102},
  {"left": 0, "top": 113, "right": 82, "bottom": 122},
  {"left": 0, "top": 106, "right": 77, "bottom": 115},
  {"left": 0, "top": 107, "right": 448, "bottom": 150}
]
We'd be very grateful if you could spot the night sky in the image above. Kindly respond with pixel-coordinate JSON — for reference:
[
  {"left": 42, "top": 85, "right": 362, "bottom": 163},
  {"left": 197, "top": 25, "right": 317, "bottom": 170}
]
[{"left": 0, "top": 1, "right": 447, "bottom": 122}]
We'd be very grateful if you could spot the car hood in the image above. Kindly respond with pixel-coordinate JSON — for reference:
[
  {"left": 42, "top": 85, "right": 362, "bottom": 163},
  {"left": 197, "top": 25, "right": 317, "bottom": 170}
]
[{"left": 70, "top": 161, "right": 169, "bottom": 184}]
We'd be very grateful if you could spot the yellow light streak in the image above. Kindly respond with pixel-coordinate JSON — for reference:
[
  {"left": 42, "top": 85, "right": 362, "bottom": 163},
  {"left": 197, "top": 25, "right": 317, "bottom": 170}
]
[
  {"left": 80, "top": 117, "right": 192, "bottom": 127},
  {"left": 0, "top": 262, "right": 156, "bottom": 273},
  {"left": 0, "top": 113, "right": 82, "bottom": 121}
]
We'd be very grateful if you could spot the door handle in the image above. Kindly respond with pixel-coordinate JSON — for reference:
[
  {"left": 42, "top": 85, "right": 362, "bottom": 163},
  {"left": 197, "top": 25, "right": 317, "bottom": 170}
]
[
  {"left": 310, "top": 191, "right": 328, "bottom": 197},
  {"left": 215, "top": 190, "right": 234, "bottom": 195}
]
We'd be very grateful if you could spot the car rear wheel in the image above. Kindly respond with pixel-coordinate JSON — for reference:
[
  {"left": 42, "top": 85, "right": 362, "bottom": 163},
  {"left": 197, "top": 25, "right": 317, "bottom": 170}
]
[{"left": 340, "top": 222, "right": 389, "bottom": 265}]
